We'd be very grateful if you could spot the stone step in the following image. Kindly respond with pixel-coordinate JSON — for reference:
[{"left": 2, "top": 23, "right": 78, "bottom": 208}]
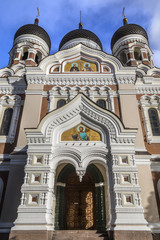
[{"left": 52, "top": 230, "right": 110, "bottom": 240}]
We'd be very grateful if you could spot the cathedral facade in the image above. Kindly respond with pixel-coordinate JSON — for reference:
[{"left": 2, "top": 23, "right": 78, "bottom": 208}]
[{"left": 0, "top": 16, "right": 159, "bottom": 240}]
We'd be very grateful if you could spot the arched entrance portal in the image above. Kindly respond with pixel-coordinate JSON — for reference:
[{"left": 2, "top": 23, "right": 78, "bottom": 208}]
[{"left": 55, "top": 164, "right": 106, "bottom": 231}]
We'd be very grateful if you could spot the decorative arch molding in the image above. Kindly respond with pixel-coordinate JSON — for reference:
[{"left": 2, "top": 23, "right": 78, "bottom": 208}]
[
  {"left": 0, "top": 68, "right": 14, "bottom": 77},
  {"left": 25, "top": 93, "right": 137, "bottom": 146},
  {"left": 51, "top": 147, "right": 108, "bottom": 177},
  {"left": 37, "top": 43, "right": 136, "bottom": 79},
  {"left": 147, "top": 67, "right": 160, "bottom": 77}
]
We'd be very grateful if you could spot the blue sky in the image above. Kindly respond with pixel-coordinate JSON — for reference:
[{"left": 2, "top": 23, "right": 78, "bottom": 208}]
[{"left": 0, "top": 0, "right": 160, "bottom": 69}]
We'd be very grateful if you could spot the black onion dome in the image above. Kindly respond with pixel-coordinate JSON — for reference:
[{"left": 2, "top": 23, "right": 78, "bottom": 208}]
[
  {"left": 111, "top": 24, "right": 148, "bottom": 50},
  {"left": 14, "top": 24, "right": 51, "bottom": 50},
  {"left": 59, "top": 28, "right": 103, "bottom": 50}
]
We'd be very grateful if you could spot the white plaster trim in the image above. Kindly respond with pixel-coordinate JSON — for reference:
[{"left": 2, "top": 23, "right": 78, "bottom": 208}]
[
  {"left": 112, "top": 34, "right": 148, "bottom": 54},
  {"left": 26, "top": 74, "right": 117, "bottom": 85},
  {"left": 60, "top": 38, "right": 101, "bottom": 51},
  {"left": 118, "top": 89, "right": 137, "bottom": 95},
  {"left": 14, "top": 34, "right": 50, "bottom": 54},
  {"left": 136, "top": 85, "right": 160, "bottom": 95},
  {"left": 150, "top": 154, "right": 160, "bottom": 159},
  {"left": 135, "top": 158, "right": 151, "bottom": 165},
  {"left": 148, "top": 222, "right": 160, "bottom": 233},
  {"left": 25, "top": 90, "right": 44, "bottom": 95}
]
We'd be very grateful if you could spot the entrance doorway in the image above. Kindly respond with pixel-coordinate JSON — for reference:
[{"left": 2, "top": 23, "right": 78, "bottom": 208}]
[
  {"left": 65, "top": 171, "right": 96, "bottom": 230},
  {"left": 55, "top": 164, "right": 106, "bottom": 231}
]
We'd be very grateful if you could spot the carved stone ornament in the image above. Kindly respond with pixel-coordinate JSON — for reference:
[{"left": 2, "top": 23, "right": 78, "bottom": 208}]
[{"left": 76, "top": 169, "right": 86, "bottom": 182}]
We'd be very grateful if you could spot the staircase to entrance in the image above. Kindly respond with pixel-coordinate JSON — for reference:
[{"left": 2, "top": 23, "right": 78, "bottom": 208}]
[{"left": 52, "top": 230, "right": 109, "bottom": 240}]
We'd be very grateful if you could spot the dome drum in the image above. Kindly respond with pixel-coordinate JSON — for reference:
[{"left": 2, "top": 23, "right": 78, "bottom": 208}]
[
  {"left": 9, "top": 23, "right": 51, "bottom": 67},
  {"left": 59, "top": 28, "right": 103, "bottom": 51},
  {"left": 14, "top": 24, "right": 51, "bottom": 50},
  {"left": 111, "top": 24, "right": 148, "bottom": 51},
  {"left": 60, "top": 37, "right": 102, "bottom": 51},
  {"left": 111, "top": 23, "right": 152, "bottom": 67}
]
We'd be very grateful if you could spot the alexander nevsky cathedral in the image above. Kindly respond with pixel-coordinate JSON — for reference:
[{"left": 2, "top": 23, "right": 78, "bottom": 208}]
[{"left": 0, "top": 11, "right": 159, "bottom": 240}]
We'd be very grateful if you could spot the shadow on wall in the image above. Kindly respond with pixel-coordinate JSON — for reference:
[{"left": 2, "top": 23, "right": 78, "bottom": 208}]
[{"left": 145, "top": 191, "right": 159, "bottom": 223}]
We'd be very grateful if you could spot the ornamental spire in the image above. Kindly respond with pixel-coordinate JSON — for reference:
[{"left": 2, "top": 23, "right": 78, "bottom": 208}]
[
  {"left": 34, "top": 8, "right": 40, "bottom": 25},
  {"left": 122, "top": 7, "right": 128, "bottom": 25},
  {"left": 79, "top": 10, "right": 83, "bottom": 29}
]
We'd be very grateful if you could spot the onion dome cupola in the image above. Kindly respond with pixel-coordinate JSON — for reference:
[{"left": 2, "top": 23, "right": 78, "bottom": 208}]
[
  {"left": 111, "top": 12, "right": 153, "bottom": 67},
  {"left": 59, "top": 22, "right": 103, "bottom": 51},
  {"left": 9, "top": 11, "right": 51, "bottom": 67}
]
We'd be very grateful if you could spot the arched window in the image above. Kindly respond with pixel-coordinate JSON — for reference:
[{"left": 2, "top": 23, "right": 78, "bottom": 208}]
[
  {"left": 96, "top": 99, "right": 106, "bottom": 109},
  {"left": 148, "top": 108, "right": 160, "bottom": 136},
  {"left": 0, "top": 108, "right": 13, "bottom": 135},
  {"left": 134, "top": 47, "right": 142, "bottom": 61},
  {"left": 57, "top": 99, "right": 66, "bottom": 109},
  {"left": 120, "top": 51, "right": 127, "bottom": 64}
]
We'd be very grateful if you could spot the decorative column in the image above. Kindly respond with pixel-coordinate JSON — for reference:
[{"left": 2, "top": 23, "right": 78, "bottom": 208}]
[{"left": 11, "top": 152, "right": 54, "bottom": 231}]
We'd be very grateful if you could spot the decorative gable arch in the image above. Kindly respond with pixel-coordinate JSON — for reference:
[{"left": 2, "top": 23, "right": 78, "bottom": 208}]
[
  {"left": 25, "top": 93, "right": 137, "bottom": 147},
  {"left": 39, "top": 43, "right": 125, "bottom": 75}
]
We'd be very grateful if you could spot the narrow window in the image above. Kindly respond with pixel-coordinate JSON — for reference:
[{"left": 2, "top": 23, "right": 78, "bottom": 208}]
[
  {"left": 96, "top": 99, "right": 106, "bottom": 109},
  {"left": 35, "top": 51, "right": 42, "bottom": 64},
  {"left": 147, "top": 52, "right": 151, "bottom": 61},
  {"left": 120, "top": 51, "right": 127, "bottom": 64},
  {"left": 134, "top": 47, "right": 142, "bottom": 61},
  {"left": 22, "top": 51, "right": 28, "bottom": 60},
  {"left": 57, "top": 99, "right": 66, "bottom": 109},
  {"left": 148, "top": 108, "right": 160, "bottom": 136},
  {"left": 0, "top": 108, "right": 13, "bottom": 135}
]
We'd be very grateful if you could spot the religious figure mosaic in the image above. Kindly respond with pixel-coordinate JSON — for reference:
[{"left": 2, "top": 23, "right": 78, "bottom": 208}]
[
  {"left": 61, "top": 124, "right": 101, "bottom": 141},
  {"left": 64, "top": 60, "right": 97, "bottom": 72}
]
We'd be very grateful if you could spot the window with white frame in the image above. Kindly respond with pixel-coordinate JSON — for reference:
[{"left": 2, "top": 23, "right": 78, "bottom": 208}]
[
  {"left": 140, "top": 95, "right": 160, "bottom": 143},
  {"left": 0, "top": 95, "right": 21, "bottom": 143},
  {"left": 148, "top": 108, "right": 160, "bottom": 136}
]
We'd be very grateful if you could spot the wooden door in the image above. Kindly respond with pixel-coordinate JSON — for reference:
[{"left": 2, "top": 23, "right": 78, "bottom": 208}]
[{"left": 65, "top": 172, "right": 96, "bottom": 230}]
